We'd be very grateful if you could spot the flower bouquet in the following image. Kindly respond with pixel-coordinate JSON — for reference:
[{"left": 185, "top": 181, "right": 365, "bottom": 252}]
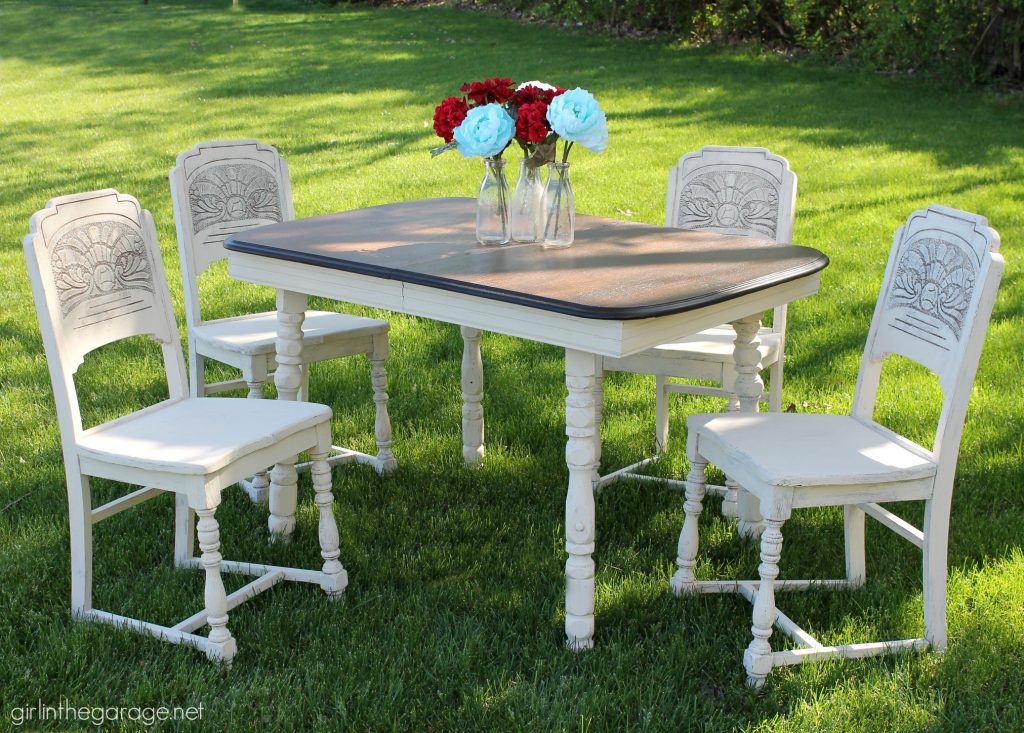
[
  {"left": 432, "top": 78, "right": 517, "bottom": 245},
  {"left": 431, "top": 77, "right": 607, "bottom": 247}
]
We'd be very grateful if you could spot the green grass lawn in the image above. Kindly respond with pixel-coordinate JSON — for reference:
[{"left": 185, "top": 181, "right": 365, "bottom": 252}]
[{"left": 2, "top": 1, "right": 1024, "bottom": 730}]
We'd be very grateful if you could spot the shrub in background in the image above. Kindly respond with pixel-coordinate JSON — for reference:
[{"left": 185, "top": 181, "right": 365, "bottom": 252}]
[{"left": 454, "top": 0, "right": 1023, "bottom": 87}]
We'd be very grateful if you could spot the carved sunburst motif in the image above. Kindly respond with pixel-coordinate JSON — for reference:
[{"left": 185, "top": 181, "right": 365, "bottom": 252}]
[
  {"left": 51, "top": 221, "right": 154, "bottom": 315},
  {"left": 678, "top": 170, "right": 779, "bottom": 238},
  {"left": 889, "top": 237, "right": 976, "bottom": 338},
  {"left": 188, "top": 163, "right": 281, "bottom": 233}
]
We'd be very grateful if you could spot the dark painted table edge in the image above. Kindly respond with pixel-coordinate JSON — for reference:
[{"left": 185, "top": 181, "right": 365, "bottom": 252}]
[{"left": 224, "top": 238, "right": 830, "bottom": 321}]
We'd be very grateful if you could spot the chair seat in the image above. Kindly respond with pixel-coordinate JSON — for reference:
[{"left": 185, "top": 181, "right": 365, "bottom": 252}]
[
  {"left": 77, "top": 397, "right": 332, "bottom": 475},
  {"left": 192, "top": 310, "right": 388, "bottom": 357},
  {"left": 648, "top": 326, "right": 782, "bottom": 364},
  {"left": 688, "top": 413, "right": 937, "bottom": 488}
]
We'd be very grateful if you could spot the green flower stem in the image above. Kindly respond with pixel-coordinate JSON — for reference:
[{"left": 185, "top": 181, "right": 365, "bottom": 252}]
[{"left": 546, "top": 141, "right": 574, "bottom": 241}]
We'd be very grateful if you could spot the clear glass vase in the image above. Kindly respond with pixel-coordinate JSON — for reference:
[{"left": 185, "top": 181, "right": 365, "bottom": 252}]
[
  {"left": 509, "top": 158, "right": 545, "bottom": 243},
  {"left": 542, "top": 161, "right": 574, "bottom": 249},
  {"left": 476, "top": 156, "right": 510, "bottom": 246}
]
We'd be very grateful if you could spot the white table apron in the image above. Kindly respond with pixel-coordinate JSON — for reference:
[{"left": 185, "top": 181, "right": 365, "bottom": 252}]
[{"left": 227, "top": 250, "right": 822, "bottom": 649}]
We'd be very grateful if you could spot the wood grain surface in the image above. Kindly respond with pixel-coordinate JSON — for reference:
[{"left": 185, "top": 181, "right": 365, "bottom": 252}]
[{"left": 225, "top": 198, "right": 828, "bottom": 320}]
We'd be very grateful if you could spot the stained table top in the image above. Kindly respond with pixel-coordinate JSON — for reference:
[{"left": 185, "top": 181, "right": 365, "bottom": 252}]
[{"left": 224, "top": 197, "right": 829, "bottom": 320}]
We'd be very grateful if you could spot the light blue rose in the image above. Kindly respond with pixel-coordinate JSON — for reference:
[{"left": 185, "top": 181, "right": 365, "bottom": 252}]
[
  {"left": 453, "top": 103, "right": 515, "bottom": 158},
  {"left": 546, "top": 88, "right": 608, "bottom": 153}
]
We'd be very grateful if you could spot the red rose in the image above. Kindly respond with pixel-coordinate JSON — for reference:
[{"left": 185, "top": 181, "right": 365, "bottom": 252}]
[
  {"left": 510, "top": 84, "right": 566, "bottom": 107},
  {"left": 515, "top": 101, "right": 550, "bottom": 144},
  {"left": 432, "top": 96, "right": 468, "bottom": 143},
  {"left": 459, "top": 77, "right": 515, "bottom": 106}
]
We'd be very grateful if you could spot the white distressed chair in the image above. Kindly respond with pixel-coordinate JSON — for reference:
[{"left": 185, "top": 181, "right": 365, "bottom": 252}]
[
  {"left": 674, "top": 205, "right": 1002, "bottom": 688},
  {"left": 170, "top": 139, "right": 396, "bottom": 504},
  {"left": 598, "top": 147, "right": 797, "bottom": 516},
  {"left": 25, "top": 189, "right": 348, "bottom": 664}
]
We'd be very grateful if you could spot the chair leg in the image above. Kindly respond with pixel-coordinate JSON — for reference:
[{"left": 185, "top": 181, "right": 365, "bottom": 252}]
[
  {"left": 310, "top": 444, "right": 348, "bottom": 598},
  {"left": 268, "top": 458, "right": 298, "bottom": 541},
  {"left": 720, "top": 367, "right": 740, "bottom": 518},
  {"left": 655, "top": 375, "right": 669, "bottom": 454},
  {"left": 370, "top": 333, "right": 397, "bottom": 474},
  {"left": 240, "top": 367, "right": 270, "bottom": 504},
  {"left": 189, "top": 351, "right": 205, "bottom": 398},
  {"left": 592, "top": 365, "right": 604, "bottom": 484},
  {"left": 174, "top": 494, "right": 195, "bottom": 567},
  {"left": 744, "top": 517, "right": 785, "bottom": 689},
  {"left": 67, "top": 470, "right": 93, "bottom": 615},
  {"left": 299, "top": 363, "right": 310, "bottom": 403},
  {"left": 246, "top": 375, "right": 266, "bottom": 400},
  {"left": 671, "top": 457, "right": 708, "bottom": 594},
  {"left": 722, "top": 479, "right": 740, "bottom": 519},
  {"left": 243, "top": 472, "right": 271, "bottom": 505},
  {"left": 844, "top": 504, "right": 867, "bottom": 588},
  {"left": 768, "top": 358, "right": 784, "bottom": 412},
  {"left": 737, "top": 490, "right": 766, "bottom": 540},
  {"left": 722, "top": 364, "right": 740, "bottom": 412},
  {"left": 922, "top": 498, "right": 951, "bottom": 650},
  {"left": 195, "top": 507, "right": 237, "bottom": 664}
]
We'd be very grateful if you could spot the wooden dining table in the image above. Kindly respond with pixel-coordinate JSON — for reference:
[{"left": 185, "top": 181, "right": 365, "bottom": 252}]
[{"left": 224, "top": 196, "right": 829, "bottom": 650}]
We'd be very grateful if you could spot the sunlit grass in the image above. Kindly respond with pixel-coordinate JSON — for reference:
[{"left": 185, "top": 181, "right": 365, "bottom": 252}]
[{"left": 1, "top": 0, "right": 1023, "bottom": 731}]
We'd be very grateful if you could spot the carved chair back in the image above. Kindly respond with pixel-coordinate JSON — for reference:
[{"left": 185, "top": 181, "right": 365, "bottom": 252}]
[
  {"left": 852, "top": 205, "right": 1003, "bottom": 500},
  {"left": 24, "top": 190, "right": 187, "bottom": 447},
  {"left": 665, "top": 146, "right": 797, "bottom": 336},
  {"left": 169, "top": 139, "right": 295, "bottom": 329}
]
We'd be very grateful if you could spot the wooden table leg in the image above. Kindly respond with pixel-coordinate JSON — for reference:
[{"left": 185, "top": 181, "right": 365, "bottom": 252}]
[
  {"left": 460, "top": 326, "right": 485, "bottom": 465},
  {"left": 729, "top": 313, "right": 766, "bottom": 539},
  {"left": 268, "top": 289, "right": 307, "bottom": 541},
  {"left": 564, "top": 348, "right": 598, "bottom": 650}
]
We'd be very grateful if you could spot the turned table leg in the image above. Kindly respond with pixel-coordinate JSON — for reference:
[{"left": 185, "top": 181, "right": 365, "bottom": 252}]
[
  {"left": 729, "top": 313, "right": 766, "bottom": 539},
  {"left": 268, "top": 289, "right": 306, "bottom": 541},
  {"left": 460, "top": 326, "right": 485, "bottom": 466},
  {"left": 564, "top": 348, "right": 599, "bottom": 650}
]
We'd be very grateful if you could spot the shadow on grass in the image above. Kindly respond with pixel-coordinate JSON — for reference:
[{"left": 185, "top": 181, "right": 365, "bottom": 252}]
[{"left": 3, "top": 0, "right": 1022, "bottom": 176}]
